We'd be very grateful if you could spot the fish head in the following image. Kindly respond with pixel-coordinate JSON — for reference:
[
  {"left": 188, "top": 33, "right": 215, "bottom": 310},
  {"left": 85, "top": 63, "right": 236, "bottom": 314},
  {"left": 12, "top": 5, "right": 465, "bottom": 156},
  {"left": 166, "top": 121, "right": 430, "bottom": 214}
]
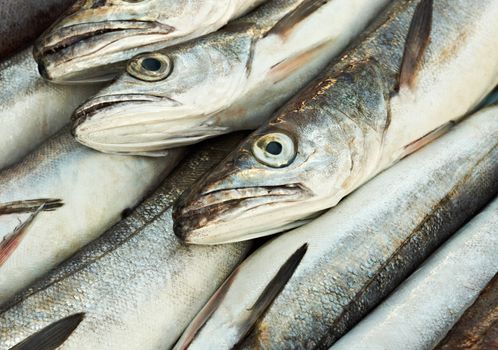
[
  {"left": 72, "top": 37, "right": 250, "bottom": 154},
  {"left": 173, "top": 110, "right": 354, "bottom": 244},
  {"left": 33, "top": 0, "right": 236, "bottom": 83}
]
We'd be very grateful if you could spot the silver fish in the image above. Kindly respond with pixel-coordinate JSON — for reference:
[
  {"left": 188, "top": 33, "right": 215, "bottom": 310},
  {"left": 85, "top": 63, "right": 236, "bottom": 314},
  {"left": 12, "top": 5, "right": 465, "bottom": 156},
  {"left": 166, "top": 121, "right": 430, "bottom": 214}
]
[
  {"left": 0, "top": 47, "right": 102, "bottom": 170},
  {"left": 33, "top": 0, "right": 267, "bottom": 83},
  {"left": 173, "top": 104, "right": 498, "bottom": 349},
  {"left": 173, "top": 0, "right": 498, "bottom": 244},
  {"left": 331, "top": 197, "right": 498, "bottom": 350},
  {"left": 0, "top": 135, "right": 250, "bottom": 350},
  {"left": 71, "top": 0, "right": 391, "bottom": 154},
  {"left": 435, "top": 274, "right": 498, "bottom": 350},
  {"left": 0, "top": 0, "right": 74, "bottom": 59},
  {"left": 0, "top": 129, "right": 181, "bottom": 304}
]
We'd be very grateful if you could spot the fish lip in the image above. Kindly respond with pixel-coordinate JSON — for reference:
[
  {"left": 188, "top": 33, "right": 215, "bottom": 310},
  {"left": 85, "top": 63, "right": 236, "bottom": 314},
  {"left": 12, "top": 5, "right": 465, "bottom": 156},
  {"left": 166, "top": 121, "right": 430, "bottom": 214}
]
[
  {"left": 34, "top": 20, "right": 174, "bottom": 61},
  {"left": 173, "top": 184, "right": 310, "bottom": 241},
  {"left": 72, "top": 94, "right": 166, "bottom": 132}
]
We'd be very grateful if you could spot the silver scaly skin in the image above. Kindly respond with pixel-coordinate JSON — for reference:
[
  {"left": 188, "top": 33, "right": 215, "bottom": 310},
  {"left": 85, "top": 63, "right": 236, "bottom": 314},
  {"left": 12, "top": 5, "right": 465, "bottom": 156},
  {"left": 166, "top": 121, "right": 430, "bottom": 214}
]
[
  {"left": 0, "top": 129, "right": 182, "bottom": 305},
  {"left": 173, "top": 0, "right": 498, "bottom": 244},
  {"left": 33, "top": 0, "right": 267, "bottom": 83},
  {"left": 331, "top": 197, "right": 498, "bottom": 350},
  {"left": 71, "top": 0, "right": 391, "bottom": 154},
  {"left": 0, "top": 135, "right": 250, "bottom": 350},
  {"left": 173, "top": 104, "right": 498, "bottom": 349},
  {"left": 0, "top": 47, "right": 102, "bottom": 170},
  {"left": 0, "top": 0, "right": 74, "bottom": 59}
]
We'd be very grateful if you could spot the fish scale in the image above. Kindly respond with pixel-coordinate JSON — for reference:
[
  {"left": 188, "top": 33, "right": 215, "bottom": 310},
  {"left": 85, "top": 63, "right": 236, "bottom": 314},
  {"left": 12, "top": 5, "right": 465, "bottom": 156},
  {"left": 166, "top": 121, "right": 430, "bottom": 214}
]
[{"left": 0, "top": 134, "right": 250, "bottom": 350}]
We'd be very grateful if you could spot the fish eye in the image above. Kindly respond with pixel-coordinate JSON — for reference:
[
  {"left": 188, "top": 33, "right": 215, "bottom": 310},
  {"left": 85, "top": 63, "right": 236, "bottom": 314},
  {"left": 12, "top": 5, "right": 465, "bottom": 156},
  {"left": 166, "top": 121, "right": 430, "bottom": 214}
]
[
  {"left": 127, "top": 52, "right": 173, "bottom": 82},
  {"left": 252, "top": 132, "right": 296, "bottom": 168}
]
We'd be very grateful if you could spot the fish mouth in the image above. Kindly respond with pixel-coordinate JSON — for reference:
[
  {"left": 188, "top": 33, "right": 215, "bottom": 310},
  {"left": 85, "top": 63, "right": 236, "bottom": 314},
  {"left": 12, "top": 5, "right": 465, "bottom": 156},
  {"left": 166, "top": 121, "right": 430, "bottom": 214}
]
[
  {"left": 34, "top": 20, "right": 175, "bottom": 81},
  {"left": 173, "top": 184, "right": 312, "bottom": 244}
]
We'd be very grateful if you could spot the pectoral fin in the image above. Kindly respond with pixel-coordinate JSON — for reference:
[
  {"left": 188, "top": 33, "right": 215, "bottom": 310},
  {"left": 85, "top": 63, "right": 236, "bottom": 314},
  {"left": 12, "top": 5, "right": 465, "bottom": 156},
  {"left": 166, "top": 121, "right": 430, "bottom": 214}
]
[
  {"left": 399, "top": 0, "right": 433, "bottom": 89},
  {"left": 10, "top": 313, "right": 85, "bottom": 350},
  {"left": 402, "top": 121, "right": 455, "bottom": 158},
  {"left": 0, "top": 198, "right": 63, "bottom": 215}
]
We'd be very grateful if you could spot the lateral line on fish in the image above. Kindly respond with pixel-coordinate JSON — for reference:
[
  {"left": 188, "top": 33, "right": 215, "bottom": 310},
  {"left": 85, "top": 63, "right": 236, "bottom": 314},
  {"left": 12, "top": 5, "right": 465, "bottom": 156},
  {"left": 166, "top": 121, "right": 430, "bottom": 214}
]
[
  {"left": 318, "top": 147, "right": 496, "bottom": 347},
  {"left": 10, "top": 313, "right": 85, "bottom": 350},
  {"left": 398, "top": 0, "right": 433, "bottom": 89},
  {"left": 0, "top": 205, "right": 46, "bottom": 267},
  {"left": 266, "top": 0, "right": 330, "bottom": 39},
  {"left": 234, "top": 243, "right": 308, "bottom": 346},
  {"left": 0, "top": 199, "right": 64, "bottom": 215}
]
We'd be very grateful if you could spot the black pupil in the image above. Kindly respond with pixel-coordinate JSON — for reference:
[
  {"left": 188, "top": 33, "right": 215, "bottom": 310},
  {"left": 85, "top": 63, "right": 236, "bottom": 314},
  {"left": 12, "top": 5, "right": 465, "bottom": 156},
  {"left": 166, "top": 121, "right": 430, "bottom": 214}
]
[
  {"left": 141, "top": 58, "right": 162, "bottom": 72},
  {"left": 266, "top": 141, "right": 282, "bottom": 155}
]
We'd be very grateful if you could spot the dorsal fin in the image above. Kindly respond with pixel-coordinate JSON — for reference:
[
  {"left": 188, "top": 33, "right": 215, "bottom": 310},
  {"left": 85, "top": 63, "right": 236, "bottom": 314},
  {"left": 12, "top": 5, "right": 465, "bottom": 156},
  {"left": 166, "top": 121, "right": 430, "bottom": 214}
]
[
  {"left": 10, "top": 313, "right": 85, "bottom": 350},
  {"left": 266, "top": 0, "right": 330, "bottom": 39},
  {"left": 399, "top": 0, "right": 433, "bottom": 88},
  {"left": 0, "top": 199, "right": 63, "bottom": 215}
]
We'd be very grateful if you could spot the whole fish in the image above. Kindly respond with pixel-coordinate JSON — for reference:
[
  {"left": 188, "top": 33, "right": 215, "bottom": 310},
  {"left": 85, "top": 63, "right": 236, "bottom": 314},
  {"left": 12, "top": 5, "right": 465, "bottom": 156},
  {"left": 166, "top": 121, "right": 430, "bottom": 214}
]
[
  {"left": 0, "top": 0, "right": 74, "bottom": 59},
  {"left": 173, "top": 104, "right": 498, "bottom": 350},
  {"left": 0, "top": 135, "right": 251, "bottom": 350},
  {"left": 71, "top": 0, "right": 391, "bottom": 154},
  {"left": 0, "top": 129, "right": 181, "bottom": 304},
  {"left": 435, "top": 274, "right": 498, "bottom": 350},
  {"left": 332, "top": 198, "right": 498, "bottom": 350},
  {"left": 173, "top": 0, "right": 498, "bottom": 244},
  {"left": 33, "top": 0, "right": 267, "bottom": 83},
  {"left": 0, "top": 47, "right": 101, "bottom": 170}
]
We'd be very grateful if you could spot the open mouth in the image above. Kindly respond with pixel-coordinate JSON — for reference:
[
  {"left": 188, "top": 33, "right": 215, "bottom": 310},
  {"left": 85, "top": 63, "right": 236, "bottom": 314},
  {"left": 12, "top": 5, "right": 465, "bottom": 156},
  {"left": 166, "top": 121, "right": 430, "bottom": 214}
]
[
  {"left": 34, "top": 20, "right": 175, "bottom": 59},
  {"left": 72, "top": 94, "right": 164, "bottom": 130}
]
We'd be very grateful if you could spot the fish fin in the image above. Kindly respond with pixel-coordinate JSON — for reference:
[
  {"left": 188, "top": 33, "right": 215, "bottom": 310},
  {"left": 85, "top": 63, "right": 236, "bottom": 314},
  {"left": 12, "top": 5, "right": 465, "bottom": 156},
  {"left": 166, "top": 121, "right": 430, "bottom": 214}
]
[
  {"left": 0, "top": 205, "right": 45, "bottom": 266},
  {"left": 0, "top": 199, "right": 63, "bottom": 215},
  {"left": 232, "top": 243, "right": 308, "bottom": 347},
  {"left": 402, "top": 121, "right": 455, "bottom": 158},
  {"left": 266, "top": 0, "right": 330, "bottom": 39},
  {"left": 268, "top": 41, "right": 330, "bottom": 83},
  {"left": 399, "top": 0, "right": 433, "bottom": 89},
  {"left": 10, "top": 313, "right": 85, "bottom": 350}
]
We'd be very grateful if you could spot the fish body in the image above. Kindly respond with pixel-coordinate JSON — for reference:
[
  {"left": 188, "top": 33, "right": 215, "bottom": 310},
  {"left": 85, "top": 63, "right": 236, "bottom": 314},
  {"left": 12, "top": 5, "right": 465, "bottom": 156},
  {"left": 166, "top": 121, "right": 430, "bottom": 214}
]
[
  {"left": 174, "top": 104, "right": 498, "bottom": 349},
  {"left": 331, "top": 198, "right": 498, "bottom": 350},
  {"left": 34, "top": 0, "right": 267, "bottom": 83},
  {"left": 0, "top": 129, "right": 181, "bottom": 304},
  {"left": 173, "top": 0, "right": 498, "bottom": 244},
  {"left": 0, "top": 0, "right": 74, "bottom": 59},
  {"left": 0, "top": 135, "right": 250, "bottom": 350},
  {"left": 435, "top": 274, "right": 498, "bottom": 350},
  {"left": 0, "top": 47, "right": 101, "bottom": 170},
  {"left": 71, "top": 0, "right": 391, "bottom": 154}
]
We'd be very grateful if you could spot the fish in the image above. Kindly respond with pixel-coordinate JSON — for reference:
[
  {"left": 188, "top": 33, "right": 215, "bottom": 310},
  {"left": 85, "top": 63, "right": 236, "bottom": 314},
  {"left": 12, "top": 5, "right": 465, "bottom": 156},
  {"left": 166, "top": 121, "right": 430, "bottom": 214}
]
[
  {"left": 0, "top": 134, "right": 251, "bottom": 350},
  {"left": 435, "top": 274, "right": 498, "bottom": 350},
  {"left": 173, "top": 103, "right": 498, "bottom": 350},
  {"left": 331, "top": 198, "right": 498, "bottom": 350},
  {"left": 0, "top": 129, "right": 182, "bottom": 305},
  {"left": 172, "top": 0, "right": 498, "bottom": 244},
  {"left": 0, "top": 47, "right": 102, "bottom": 170},
  {"left": 33, "top": 0, "right": 267, "bottom": 83},
  {"left": 0, "top": 0, "right": 75, "bottom": 59},
  {"left": 71, "top": 0, "right": 391, "bottom": 155}
]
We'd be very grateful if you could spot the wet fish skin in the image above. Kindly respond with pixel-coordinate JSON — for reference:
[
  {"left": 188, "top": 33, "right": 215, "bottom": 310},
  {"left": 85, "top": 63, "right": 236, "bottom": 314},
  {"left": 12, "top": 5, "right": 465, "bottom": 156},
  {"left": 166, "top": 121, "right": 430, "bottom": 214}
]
[
  {"left": 0, "top": 0, "right": 75, "bottom": 59},
  {"left": 173, "top": 0, "right": 498, "bottom": 244},
  {"left": 0, "top": 135, "right": 250, "bottom": 350},
  {"left": 331, "top": 198, "right": 498, "bottom": 350},
  {"left": 435, "top": 274, "right": 498, "bottom": 350},
  {"left": 174, "top": 105, "right": 498, "bottom": 349},
  {"left": 0, "top": 47, "right": 102, "bottom": 170},
  {"left": 0, "top": 129, "right": 182, "bottom": 304},
  {"left": 34, "top": 0, "right": 266, "bottom": 83},
  {"left": 71, "top": 0, "right": 390, "bottom": 154}
]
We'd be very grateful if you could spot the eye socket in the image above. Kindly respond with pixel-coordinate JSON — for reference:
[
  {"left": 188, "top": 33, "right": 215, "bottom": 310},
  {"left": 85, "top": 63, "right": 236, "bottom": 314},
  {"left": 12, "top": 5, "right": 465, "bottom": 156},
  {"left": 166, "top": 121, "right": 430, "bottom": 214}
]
[
  {"left": 127, "top": 52, "right": 173, "bottom": 82},
  {"left": 252, "top": 132, "right": 296, "bottom": 168}
]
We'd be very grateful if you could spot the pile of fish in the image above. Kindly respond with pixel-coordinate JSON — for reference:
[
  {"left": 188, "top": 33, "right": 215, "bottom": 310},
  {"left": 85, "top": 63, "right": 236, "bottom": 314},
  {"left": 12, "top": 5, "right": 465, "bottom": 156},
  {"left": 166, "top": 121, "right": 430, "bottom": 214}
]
[{"left": 0, "top": 0, "right": 496, "bottom": 349}]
